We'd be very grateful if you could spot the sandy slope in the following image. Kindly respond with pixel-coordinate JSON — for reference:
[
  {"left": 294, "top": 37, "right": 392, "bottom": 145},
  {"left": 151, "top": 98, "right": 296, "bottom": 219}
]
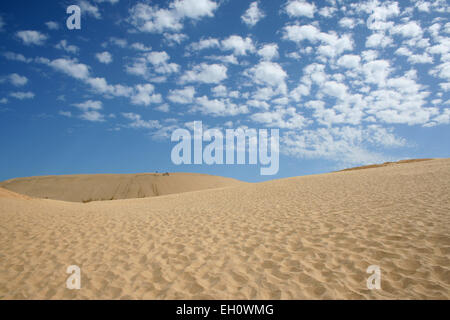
[
  {"left": 0, "top": 173, "right": 243, "bottom": 202},
  {"left": 0, "top": 159, "right": 449, "bottom": 299},
  {"left": 0, "top": 187, "right": 30, "bottom": 200}
]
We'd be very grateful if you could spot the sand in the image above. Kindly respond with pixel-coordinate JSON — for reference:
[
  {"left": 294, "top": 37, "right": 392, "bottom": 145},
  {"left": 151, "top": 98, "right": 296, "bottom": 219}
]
[
  {"left": 0, "top": 173, "right": 243, "bottom": 202},
  {"left": 0, "top": 159, "right": 449, "bottom": 299}
]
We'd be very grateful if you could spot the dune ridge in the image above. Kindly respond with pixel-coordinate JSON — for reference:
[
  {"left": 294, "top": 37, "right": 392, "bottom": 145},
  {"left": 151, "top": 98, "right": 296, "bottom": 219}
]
[
  {"left": 0, "top": 158, "right": 449, "bottom": 299},
  {"left": 0, "top": 173, "right": 244, "bottom": 203}
]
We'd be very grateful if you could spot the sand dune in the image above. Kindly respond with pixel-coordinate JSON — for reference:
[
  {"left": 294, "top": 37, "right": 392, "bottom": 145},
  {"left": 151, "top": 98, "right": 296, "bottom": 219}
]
[
  {"left": 0, "top": 173, "right": 243, "bottom": 202},
  {"left": 338, "top": 158, "right": 434, "bottom": 172},
  {"left": 0, "top": 159, "right": 449, "bottom": 299},
  {"left": 0, "top": 187, "right": 30, "bottom": 200}
]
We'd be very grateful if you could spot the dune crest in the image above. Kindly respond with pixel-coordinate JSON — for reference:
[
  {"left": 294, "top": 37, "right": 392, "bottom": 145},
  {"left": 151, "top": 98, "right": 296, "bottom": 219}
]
[
  {"left": 0, "top": 187, "right": 30, "bottom": 200},
  {"left": 0, "top": 173, "right": 244, "bottom": 203}
]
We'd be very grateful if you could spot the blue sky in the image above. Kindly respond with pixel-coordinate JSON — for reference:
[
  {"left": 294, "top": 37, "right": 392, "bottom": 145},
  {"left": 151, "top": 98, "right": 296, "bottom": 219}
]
[{"left": 0, "top": 0, "right": 449, "bottom": 182}]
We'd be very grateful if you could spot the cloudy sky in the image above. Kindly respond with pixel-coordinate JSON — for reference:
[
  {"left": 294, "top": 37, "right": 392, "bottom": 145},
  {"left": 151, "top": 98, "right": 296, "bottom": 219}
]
[{"left": 0, "top": 0, "right": 449, "bottom": 182}]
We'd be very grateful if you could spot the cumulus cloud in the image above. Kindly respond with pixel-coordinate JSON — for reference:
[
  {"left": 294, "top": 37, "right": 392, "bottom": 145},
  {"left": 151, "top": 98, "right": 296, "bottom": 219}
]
[
  {"left": 168, "top": 86, "right": 196, "bottom": 104},
  {"left": 48, "top": 58, "right": 90, "bottom": 80},
  {"left": 258, "top": 43, "right": 279, "bottom": 61},
  {"left": 126, "top": 51, "right": 179, "bottom": 79},
  {"left": 247, "top": 61, "right": 287, "bottom": 91},
  {"left": 191, "top": 96, "right": 248, "bottom": 117},
  {"left": 131, "top": 84, "right": 162, "bottom": 106},
  {"left": 221, "top": 35, "right": 255, "bottom": 56},
  {"left": 251, "top": 106, "right": 308, "bottom": 129},
  {"left": 77, "top": 0, "right": 101, "bottom": 19},
  {"left": 16, "top": 30, "right": 48, "bottom": 46},
  {"left": 391, "top": 21, "right": 423, "bottom": 39},
  {"left": 73, "top": 100, "right": 103, "bottom": 111},
  {"left": 45, "top": 21, "right": 59, "bottom": 30},
  {"left": 283, "top": 25, "right": 353, "bottom": 58},
  {"left": 1, "top": 74, "right": 28, "bottom": 86},
  {"left": 337, "top": 54, "right": 361, "bottom": 69},
  {"left": 128, "top": 0, "right": 218, "bottom": 33},
  {"left": 10, "top": 91, "right": 35, "bottom": 100},
  {"left": 3, "top": 52, "right": 32, "bottom": 63},
  {"left": 122, "top": 113, "right": 161, "bottom": 129},
  {"left": 365, "top": 33, "right": 393, "bottom": 48},
  {"left": 241, "top": 1, "right": 265, "bottom": 27},
  {"left": 180, "top": 63, "right": 227, "bottom": 84},
  {"left": 56, "top": 40, "right": 79, "bottom": 54},
  {"left": 282, "top": 125, "right": 405, "bottom": 168},
  {"left": 188, "top": 37, "right": 220, "bottom": 51},
  {"left": 285, "top": 0, "right": 316, "bottom": 18},
  {"left": 96, "top": 52, "right": 113, "bottom": 64},
  {"left": 339, "top": 17, "right": 356, "bottom": 29}
]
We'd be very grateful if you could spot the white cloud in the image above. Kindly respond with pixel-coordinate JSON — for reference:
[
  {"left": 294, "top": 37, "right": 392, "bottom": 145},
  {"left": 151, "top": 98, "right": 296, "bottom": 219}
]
[
  {"left": 211, "top": 85, "right": 227, "bottom": 97},
  {"left": 251, "top": 106, "right": 308, "bottom": 129},
  {"left": 146, "top": 51, "right": 179, "bottom": 74},
  {"left": 48, "top": 58, "right": 90, "bottom": 80},
  {"left": 258, "top": 43, "right": 279, "bottom": 61},
  {"left": 95, "top": 51, "right": 113, "bottom": 64},
  {"left": 16, "top": 30, "right": 48, "bottom": 46},
  {"left": 362, "top": 59, "right": 391, "bottom": 87},
  {"left": 283, "top": 25, "right": 353, "bottom": 57},
  {"left": 77, "top": 0, "right": 101, "bottom": 19},
  {"left": 192, "top": 96, "right": 248, "bottom": 116},
  {"left": 59, "top": 111, "right": 72, "bottom": 117},
  {"left": 128, "top": 0, "right": 218, "bottom": 33},
  {"left": 322, "top": 81, "right": 348, "bottom": 100},
  {"left": 205, "top": 54, "right": 239, "bottom": 65},
  {"left": 366, "top": 33, "right": 392, "bottom": 48},
  {"left": 3, "top": 52, "right": 32, "bottom": 63},
  {"left": 430, "top": 62, "right": 450, "bottom": 81},
  {"left": 131, "top": 42, "right": 152, "bottom": 51},
  {"left": 168, "top": 86, "right": 196, "bottom": 104},
  {"left": 247, "top": 61, "right": 287, "bottom": 91},
  {"left": 126, "top": 51, "right": 179, "bottom": 79},
  {"left": 180, "top": 63, "right": 227, "bottom": 84},
  {"left": 395, "top": 47, "right": 433, "bottom": 64},
  {"left": 80, "top": 111, "right": 105, "bottom": 122},
  {"left": 122, "top": 113, "right": 161, "bottom": 129},
  {"left": 155, "top": 103, "right": 170, "bottom": 112},
  {"left": 318, "top": 6, "right": 336, "bottom": 18},
  {"left": 282, "top": 126, "right": 404, "bottom": 167},
  {"left": 8, "top": 73, "right": 28, "bottom": 86},
  {"left": 172, "top": 0, "right": 218, "bottom": 19},
  {"left": 188, "top": 37, "right": 220, "bottom": 51},
  {"left": 415, "top": 1, "right": 431, "bottom": 12},
  {"left": 10, "top": 91, "right": 35, "bottom": 100},
  {"left": 56, "top": 40, "right": 79, "bottom": 54},
  {"left": 285, "top": 0, "right": 316, "bottom": 18},
  {"left": 337, "top": 54, "right": 361, "bottom": 69},
  {"left": 289, "top": 84, "right": 310, "bottom": 102},
  {"left": 131, "top": 84, "right": 162, "bottom": 106},
  {"left": 164, "top": 33, "right": 188, "bottom": 45},
  {"left": 108, "top": 37, "right": 127, "bottom": 48},
  {"left": 45, "top": 21, "right": 59, "bottom": 30},
  {"left": 73, "top": 100, "right": 103, "bottom": 111},
  {"left": 241, "top": 1, "right": 265, "bottom": 27},
  {"left": 339, "top": 17, "right": 356, "bottom": 29},
  {"left": 221, "top": 35, "right": 255, "bottom": 56},
  {"left": 391, "top": 21, "right": 423, "bottom": 38}
]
